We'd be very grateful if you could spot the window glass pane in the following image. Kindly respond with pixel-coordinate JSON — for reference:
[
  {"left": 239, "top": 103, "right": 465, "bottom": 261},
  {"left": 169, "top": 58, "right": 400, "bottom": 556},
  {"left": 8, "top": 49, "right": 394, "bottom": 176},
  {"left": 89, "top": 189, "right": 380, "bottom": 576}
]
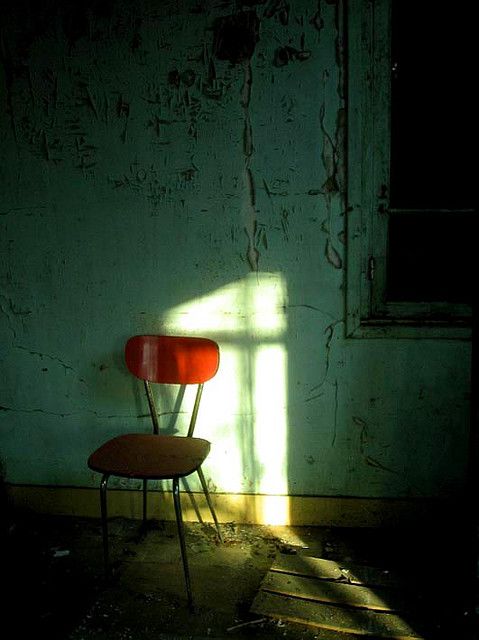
[
  {"left": 390, "top": 2, "right": 475, "bottom": 210},
  {"left": 386, "top": 212, "right": 474, "bottom": 304}
]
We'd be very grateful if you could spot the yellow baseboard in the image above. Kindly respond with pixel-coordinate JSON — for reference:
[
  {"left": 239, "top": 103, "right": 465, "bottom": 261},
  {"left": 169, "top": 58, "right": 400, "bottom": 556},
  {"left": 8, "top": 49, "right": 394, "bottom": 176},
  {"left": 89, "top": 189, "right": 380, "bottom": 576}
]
[{"left": 5, "top": 483, "right": 446, "bottom": 528}]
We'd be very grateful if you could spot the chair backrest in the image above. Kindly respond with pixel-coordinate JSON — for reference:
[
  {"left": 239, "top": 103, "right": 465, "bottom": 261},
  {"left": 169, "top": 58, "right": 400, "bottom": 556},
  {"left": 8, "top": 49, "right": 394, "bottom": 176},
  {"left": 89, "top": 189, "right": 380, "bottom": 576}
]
[
  {"left": 125, "top": 335, "right": 220, "bottom": 436},
  {"left": 125, "top": 335, "right": 219, "bottom": 384}
]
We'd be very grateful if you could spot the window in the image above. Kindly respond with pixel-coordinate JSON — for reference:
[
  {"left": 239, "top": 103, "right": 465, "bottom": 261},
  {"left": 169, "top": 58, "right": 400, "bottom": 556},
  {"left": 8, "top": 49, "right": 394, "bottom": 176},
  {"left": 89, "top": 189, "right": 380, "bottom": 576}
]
[{"left": 346, "top": 0, "right": 475, "bottom": 338}]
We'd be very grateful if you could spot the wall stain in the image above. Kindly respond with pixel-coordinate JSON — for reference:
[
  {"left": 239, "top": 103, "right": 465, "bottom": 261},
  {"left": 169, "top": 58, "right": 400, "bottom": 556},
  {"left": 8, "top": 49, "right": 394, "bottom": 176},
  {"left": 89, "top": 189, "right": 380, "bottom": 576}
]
[
  {"left": 0, "top": 296, "right": 18, "bottom": 340},
  {"left": 110, "top": 162, "right": 176, "bottom": 211},
  {"left": 264, "top": 0, "right": 290, "bottom": 25},
  {"left": 213, "top": 11, "right": 260, "bottom": 65},
  {"left": 0, "top": 4, "right": 134, "bottom": 173},
  {"left": 335, "top": 107, "right": 346, "bottom": 204},
  {"left": 116, "top": 93, "right": 130, "bottom": 143},
  {"left": 163, "top": 44, "right": 230, "bottom": 141},
  {"left": 2, "top": 45, "right": 101, "bottom": 171},
  {"left": 319, "top": 100, "right": 339, "bottom": 195},
  {"left": 319, "top": 96, "right": 342, "bottom": 269},
  {"left": 310, "top": 5, "right": 324, "bottom": 36},
  {"left": 0, "top": 294, "right": 34, "bottom": 342},
  {"left": 241, "top": 60, "right": 260, "bottom": 271},
  {"left": 364, "top": 455, "right": 402, "bottom": 476},
  {"left": 273, "top": 44, "right": 311, "bottom": 67},
  {"left": 325, "top": 238, "right": 342, "bottom": 269},
  {"left": 332, "top": 378, "right": 339, "bottom": 445},
  {"left": 353, "top": 416, "right": 369, "bottom": 453},
  {"left": 263, "top": 177, "right": 289, "bottom": 198},
  {"left": 0, "top": 205, "right": 46, "bottom": 218},
  {"left": 280, "top": 208, "right": 289, "bottom": 241},
  {"left": 79, "top": 82, "right": 100, "bottom": 120},
  {"left": 75, "top": 136, "right": 98, "bottom": 171},
  {"left": 305, "top": 320, "right": 341, "bottom": 402},
  {"left": 353, "top": 415, "right": 404, "bottom": 478},
  {"left": 333, "top": 0, "right": 345, "bottom": 102}
]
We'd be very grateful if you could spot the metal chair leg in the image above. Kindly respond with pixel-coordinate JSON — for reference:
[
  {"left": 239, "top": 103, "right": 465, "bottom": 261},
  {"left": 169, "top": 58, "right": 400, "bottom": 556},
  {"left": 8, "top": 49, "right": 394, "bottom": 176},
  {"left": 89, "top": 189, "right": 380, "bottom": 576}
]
[
  {"left": 172, "top": 477, "right": 194, "bottom": 611},
  {"left": 100, "top": 474, "right": 110, "bottom": 577},
  {"left": 197, "top": 467, "right": 223, "bottom": 543}
]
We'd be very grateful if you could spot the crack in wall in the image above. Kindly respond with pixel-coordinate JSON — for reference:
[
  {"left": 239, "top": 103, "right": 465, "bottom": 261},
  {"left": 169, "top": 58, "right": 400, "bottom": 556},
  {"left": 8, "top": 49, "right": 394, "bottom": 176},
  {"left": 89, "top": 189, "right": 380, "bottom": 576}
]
[
  {"left": 16, "top": 345, "right": 76, "bottom": 374},
  {"left": 241, "top": 60, "right": 260, "bottom": 272},
  {"left": 305, "top": 320, "right": 342, "bottom": 401},
  {"left": 0, "top": 295, "right": 19, "bottom": 340},
  {"left": 353, "top": 415, "right": 368, "bottom": 453},
  {"left": 0, "top": 405, "right": 76, "bottom": 418},
  {"left": 0, "top": 405, "right": 168, "bottom": 420},
  {"left": 364, "top": 455, "right": 402, "bottom": 476},
  {"left": 331, "top": 378, "right": 338, "bottom": 446},
  {"left": 0, "top": 205, "right": 48, "bottom": 217},
  {"left": 353, "top": 415, "right": 409, "bottom": 482},
  {"left": 286, "top": 304, "right": 337, "bottom": 321},
  {"left": 333, "top": 0, "right": 345, "bottom": 103},
  {"left": 0, "top": 294, "right": 33, "bottom": 339},
  {"left": 319, "top": 99, "right": 342, "bottom": 269}
]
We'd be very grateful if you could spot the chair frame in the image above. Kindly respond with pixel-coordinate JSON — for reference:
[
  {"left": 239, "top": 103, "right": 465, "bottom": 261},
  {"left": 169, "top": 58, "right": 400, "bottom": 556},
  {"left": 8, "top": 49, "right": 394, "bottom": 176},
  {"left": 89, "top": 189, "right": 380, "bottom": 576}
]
[{"left": 91, "top": 336, "right": 223, "bottom": 611}]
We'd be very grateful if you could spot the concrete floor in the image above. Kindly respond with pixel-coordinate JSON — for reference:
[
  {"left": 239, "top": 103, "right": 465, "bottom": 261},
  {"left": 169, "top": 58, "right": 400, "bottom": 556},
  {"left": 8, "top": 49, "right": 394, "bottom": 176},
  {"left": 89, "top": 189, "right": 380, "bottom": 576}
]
[{"left": 3, "top": 506, "right": 478, "bottom": 640}]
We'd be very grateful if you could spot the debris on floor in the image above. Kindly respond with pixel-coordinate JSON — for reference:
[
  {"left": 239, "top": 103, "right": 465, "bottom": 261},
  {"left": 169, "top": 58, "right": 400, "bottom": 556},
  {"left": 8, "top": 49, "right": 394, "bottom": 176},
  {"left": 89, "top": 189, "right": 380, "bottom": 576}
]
[{"left": 3, "top": 510, "right": 477, "bottom": 640}]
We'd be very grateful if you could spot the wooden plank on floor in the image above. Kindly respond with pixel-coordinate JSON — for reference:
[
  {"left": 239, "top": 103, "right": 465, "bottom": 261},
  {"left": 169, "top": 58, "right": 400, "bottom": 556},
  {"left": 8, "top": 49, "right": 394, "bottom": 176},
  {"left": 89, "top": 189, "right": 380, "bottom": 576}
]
[
  {"left": 261, "top": 571, "right": 408, "bottom": 612},
  {"left": 271, "top": 555, "right": 405, "bottom": 589},
  {"left": 251, "top": 591, "right": 424, "bottom": 639}
]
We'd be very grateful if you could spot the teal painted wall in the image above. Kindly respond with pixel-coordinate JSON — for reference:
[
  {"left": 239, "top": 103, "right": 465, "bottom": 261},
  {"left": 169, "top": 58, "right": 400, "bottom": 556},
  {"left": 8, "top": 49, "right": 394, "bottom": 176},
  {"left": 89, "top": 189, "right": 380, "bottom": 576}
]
[{"left": 0, "top": 1, "right": 471, "bottom": 499}]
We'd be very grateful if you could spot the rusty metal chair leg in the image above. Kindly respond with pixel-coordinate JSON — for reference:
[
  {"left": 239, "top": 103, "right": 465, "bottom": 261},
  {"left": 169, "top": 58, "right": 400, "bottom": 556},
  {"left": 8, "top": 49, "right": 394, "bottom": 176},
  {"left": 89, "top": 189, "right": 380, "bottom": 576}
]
[
  {"left": 197, "top": 467, "right": 223, "bottom": 543},
  {"left": 100, "top": 473, "right": 110, "bottom": 577},
  {"left": 173, "top": 477, "right": 194, "bottom": 612}
]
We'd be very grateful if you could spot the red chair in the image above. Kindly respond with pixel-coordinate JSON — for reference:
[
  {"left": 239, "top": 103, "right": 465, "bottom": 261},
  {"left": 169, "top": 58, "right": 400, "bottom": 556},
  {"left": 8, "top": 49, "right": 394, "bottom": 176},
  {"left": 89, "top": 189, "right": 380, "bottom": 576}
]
[{"left": 88, "top": 335, "right": 222, "bottom": 610}]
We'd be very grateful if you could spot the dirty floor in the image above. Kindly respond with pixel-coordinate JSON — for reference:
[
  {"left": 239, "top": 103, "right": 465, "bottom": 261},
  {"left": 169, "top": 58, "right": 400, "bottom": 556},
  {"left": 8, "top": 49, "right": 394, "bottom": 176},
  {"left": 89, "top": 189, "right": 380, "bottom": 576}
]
[{"left": 3, "top": 507, "right": 478, "bottom": 640}]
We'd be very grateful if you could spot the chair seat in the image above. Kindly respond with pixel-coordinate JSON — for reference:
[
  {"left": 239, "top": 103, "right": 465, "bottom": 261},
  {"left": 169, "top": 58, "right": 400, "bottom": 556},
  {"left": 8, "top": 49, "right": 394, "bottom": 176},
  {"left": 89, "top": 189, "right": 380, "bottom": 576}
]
[{"left": 88, "top": 434, "right": 211, "bottom": 479}]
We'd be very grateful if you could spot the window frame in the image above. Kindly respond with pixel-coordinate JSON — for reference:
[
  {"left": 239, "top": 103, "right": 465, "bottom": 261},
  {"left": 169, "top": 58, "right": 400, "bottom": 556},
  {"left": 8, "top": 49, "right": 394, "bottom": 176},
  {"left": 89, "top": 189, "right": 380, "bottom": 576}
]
[{"left": 345, "top": 0, "right": 472, "bottom": 339}]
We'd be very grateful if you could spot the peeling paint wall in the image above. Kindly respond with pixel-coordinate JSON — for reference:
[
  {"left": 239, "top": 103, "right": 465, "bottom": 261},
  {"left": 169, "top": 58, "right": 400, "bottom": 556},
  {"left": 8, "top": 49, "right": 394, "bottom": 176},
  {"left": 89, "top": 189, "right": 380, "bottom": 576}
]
[{"left": 0, "top": 0, "right": 471, "bottom": 500}]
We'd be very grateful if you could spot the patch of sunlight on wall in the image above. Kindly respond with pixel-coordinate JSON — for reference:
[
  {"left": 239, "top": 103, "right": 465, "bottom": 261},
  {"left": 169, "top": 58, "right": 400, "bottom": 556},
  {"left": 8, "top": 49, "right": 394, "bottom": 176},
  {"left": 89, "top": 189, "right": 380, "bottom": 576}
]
[
  {"left": 254, "top": 343, "right": 289, "bottom": 524},
  {"left": 163, "top": 272, "right": 286, "bottom": 337},
  {"left": 162, "top": 273, "right": 289, "bottom": 513},
  {"left": 200, "top": 342, "right": 243, "bottom": 493}
]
